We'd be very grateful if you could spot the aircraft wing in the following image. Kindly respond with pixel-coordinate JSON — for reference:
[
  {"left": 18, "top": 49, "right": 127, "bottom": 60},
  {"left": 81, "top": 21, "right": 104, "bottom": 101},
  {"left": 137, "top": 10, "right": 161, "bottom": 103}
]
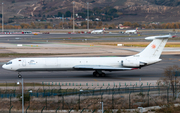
[{"left": 73, "top": 65, "right": 137, "bottom": 71}]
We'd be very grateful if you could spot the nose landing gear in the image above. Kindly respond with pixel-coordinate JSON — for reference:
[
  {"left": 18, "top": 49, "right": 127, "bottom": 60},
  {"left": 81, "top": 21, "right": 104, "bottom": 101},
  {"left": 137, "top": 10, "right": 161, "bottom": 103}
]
[{"left": 18, "top": 73, "right": 22, "bottom": 78}]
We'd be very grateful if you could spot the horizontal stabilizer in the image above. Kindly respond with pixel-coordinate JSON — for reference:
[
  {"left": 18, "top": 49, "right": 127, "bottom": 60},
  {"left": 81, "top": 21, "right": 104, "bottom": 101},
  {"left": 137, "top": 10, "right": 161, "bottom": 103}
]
[{"left": 145, "top": 34, "right": 174, "bottom": 40}]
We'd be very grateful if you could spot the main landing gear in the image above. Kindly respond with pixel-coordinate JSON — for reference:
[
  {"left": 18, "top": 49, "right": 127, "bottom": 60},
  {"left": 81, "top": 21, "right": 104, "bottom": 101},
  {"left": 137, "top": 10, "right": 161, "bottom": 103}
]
[
  {"left": 93, "top": 70, "right": 106, "bottom": 77},
  {"left": 18, "top": 73, "right": 22, "bottom": 78}
]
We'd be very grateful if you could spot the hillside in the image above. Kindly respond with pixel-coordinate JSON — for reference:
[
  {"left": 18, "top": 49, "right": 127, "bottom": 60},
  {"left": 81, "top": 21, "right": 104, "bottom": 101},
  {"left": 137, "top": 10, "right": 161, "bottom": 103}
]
[
  {"left": 147, "top": 0, "right": 180, "bottom": 6},
  {"left": 1, "top": 0, "right": 180, "bottom": 23}
]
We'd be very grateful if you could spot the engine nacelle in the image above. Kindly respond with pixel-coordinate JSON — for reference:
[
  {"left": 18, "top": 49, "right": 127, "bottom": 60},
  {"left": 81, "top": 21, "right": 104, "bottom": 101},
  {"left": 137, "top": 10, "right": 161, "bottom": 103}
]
[{"left": 122, "top": 59, "right": 147, "bottom": 68}]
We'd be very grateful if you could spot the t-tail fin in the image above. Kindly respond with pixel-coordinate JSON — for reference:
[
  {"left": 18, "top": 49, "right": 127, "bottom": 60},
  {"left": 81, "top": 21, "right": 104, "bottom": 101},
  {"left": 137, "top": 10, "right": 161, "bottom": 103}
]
[{"left": 136, "top": 35, "right": 173, "bottom": 59}]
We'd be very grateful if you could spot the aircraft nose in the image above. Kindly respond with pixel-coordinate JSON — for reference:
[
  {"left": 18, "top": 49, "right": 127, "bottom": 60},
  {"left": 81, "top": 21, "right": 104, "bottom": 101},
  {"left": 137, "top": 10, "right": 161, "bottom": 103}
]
[
  {"left": 2, "top": 64, "right": 6, "bottom": 69},
  {"left": 2, "top": 64, "right": 12, "bottom": 70},
  {"left": 2, "top": 64, "right": 14, "bottom": 71}
]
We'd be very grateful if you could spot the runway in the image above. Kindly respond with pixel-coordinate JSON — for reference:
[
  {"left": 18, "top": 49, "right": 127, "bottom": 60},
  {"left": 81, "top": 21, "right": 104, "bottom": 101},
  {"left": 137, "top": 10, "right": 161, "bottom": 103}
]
[
  {"left": 0, "top": 32, "right": 179, "bottom": 44},
  {"left": 0, "top": 55, "right": 179, "bottom": 83},
  {"left": 0, "top": 34, "right": 138, "bottom": 44}
]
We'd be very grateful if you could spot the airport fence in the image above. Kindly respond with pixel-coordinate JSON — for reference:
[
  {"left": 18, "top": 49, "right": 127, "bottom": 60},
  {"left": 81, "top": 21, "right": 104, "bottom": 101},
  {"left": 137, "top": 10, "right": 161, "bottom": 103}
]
[
  {"left": 41, "top": 81, "right": 157, "bottom": 87},
  {"left": 0, "top": 83, "right": 180, "bottom": 112}
]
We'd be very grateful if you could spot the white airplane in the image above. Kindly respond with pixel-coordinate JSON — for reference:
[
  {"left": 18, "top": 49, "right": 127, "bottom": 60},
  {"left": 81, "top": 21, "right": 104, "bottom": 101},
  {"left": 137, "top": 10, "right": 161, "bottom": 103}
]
[
  {"left": 91, "top": 29, "right": 104, "bottom": 34},
  {"left": 124, "top": 28, "right": 138, "bottom": 34},
  {"left": 2, "top": 35, "right": 173, "bottom": 78}
]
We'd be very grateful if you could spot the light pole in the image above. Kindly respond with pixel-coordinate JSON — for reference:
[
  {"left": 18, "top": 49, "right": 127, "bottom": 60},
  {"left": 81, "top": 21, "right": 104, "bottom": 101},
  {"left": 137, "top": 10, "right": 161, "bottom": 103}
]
[
  {"left": 62, "top": 14, "right": 64, "bottom": 29},
  {"left": 2, "top": 2, "right": 4, "bottom": 32},
  {"left": 87, "top": 2, "right": 89, "bottom": 31},
  {"left": 17, "top": 78, "right": 24, "bottom": 113},
  {"left": 73, "top": 2, "right": 75, "bottom": 33},
  {"left": 101, "top": 101, "right": 103, "bottom": 113}
]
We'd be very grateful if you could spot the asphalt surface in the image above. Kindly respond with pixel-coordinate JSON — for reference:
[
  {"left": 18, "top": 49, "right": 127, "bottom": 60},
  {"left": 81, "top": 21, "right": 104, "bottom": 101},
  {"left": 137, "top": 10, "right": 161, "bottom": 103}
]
[
  {"left": 0, "top": 55, "right": 179, "bottom": 83},
  {"left": 0, "top": 32, "right": 179, "bottom": 44},
  {"left": 0, "top": 34, "right": 136, "bottom": 44}
]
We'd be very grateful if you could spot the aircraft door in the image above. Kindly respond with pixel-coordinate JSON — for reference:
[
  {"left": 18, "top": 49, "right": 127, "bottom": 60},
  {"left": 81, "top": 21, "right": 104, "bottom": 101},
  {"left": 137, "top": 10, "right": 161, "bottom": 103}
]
[{"left": 22, "top": 60, "right": 26, "bottom": 66}]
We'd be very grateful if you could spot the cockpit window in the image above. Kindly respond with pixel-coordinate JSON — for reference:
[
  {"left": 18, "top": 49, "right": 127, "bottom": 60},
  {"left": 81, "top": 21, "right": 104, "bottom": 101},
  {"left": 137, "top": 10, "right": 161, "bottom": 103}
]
[{"left": 6, "top": 61, "right": 12, "bottom": 65}]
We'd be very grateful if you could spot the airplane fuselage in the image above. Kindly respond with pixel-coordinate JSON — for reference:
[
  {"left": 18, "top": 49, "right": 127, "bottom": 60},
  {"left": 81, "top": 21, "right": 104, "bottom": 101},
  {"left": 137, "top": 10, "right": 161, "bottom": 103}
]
[
  {"left": 124, "top": 30, "right": 137, "bottom": 34},
  {"left": 3, "top": 56, "right": 160, "bottom": 72},
  {"left": 3, "top": 57, "right": 126, "bottom": 71},
  {"left": 91, "top": 30, "right": 104, "bottom": 34}
]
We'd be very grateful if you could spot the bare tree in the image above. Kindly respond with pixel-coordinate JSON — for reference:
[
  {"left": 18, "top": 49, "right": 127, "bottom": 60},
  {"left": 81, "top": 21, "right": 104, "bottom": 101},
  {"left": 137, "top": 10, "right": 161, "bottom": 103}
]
[{"left": 162, "top": 65, "right": 180, "bottom": 98}]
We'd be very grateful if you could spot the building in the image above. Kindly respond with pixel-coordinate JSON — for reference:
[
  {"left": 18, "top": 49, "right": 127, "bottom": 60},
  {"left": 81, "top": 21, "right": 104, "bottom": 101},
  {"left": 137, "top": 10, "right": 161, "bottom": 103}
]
[
  {"left": 119, "top": 26, "right": 131, "bottom": 29},
  {"left": 116, "top": 24, "right": 131, "bottom": 29}
]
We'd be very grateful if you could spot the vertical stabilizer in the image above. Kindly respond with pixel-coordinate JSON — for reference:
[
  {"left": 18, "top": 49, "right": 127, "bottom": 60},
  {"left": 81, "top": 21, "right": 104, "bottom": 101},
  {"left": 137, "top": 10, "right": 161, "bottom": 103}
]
[{"left": 136, "top": 35, "right": 172, "bottom": 59}]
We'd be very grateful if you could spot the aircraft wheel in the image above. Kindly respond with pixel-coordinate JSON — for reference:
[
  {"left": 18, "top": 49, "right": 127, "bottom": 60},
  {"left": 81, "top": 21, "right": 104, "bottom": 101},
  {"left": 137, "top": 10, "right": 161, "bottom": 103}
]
[
  {"left": 101, "top": 72, "right": 106, "bottom": 77},
  {"left": 93, "top": 72, "right": 96, "bottom": 76},
  {"left": 95, "top": 73, "right": 100, "bottom": 77},
  {"left": 93, "top": 71, "right": 102, "bottom": 77},
  {"left": 18, "top": 74, "right": 22, "bottom": 78}
]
